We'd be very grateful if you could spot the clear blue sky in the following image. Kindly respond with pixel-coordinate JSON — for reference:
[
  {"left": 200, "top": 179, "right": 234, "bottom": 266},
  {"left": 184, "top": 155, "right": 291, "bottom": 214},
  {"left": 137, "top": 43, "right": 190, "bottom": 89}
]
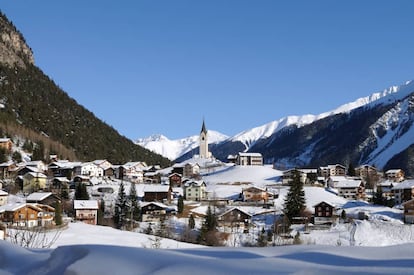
[{"left": 2, "top": 1, "right": 413, "bottom": 140}]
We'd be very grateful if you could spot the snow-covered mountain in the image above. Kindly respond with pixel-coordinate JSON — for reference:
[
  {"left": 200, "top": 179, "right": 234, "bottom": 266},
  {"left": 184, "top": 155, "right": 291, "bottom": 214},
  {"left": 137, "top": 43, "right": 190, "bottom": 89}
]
[
  {"left": 136, "top": 131, "right": 228, "bottom": 160},
  {"left": 231, "top": 80, "right": 414, "bottom": 150}
]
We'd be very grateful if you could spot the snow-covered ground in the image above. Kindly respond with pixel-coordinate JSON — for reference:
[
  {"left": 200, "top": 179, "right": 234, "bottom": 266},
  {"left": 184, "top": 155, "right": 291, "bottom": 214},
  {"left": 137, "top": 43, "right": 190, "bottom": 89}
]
[{"left": 2, "top": 229, "right": 414, "bottom": 274}]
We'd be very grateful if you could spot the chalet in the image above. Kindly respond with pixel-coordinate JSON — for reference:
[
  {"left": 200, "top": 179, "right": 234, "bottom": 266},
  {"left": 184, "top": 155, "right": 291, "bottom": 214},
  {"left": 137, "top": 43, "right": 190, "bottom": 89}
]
[
  {"left": 22, "top": 172, "right": 47, "bottom": 194},
  {"left": 183, "top": 163, "right": 200, "bottom": 178},
  {"left": 144, "top": 171, "right": 161, "bottom": 184},
  {"left": 25, "top": 161, "right": 48, "bottom": 173},
  {"left": 51, "top": 177, "right": 70, "bottom": 191},
  {"left": 183, "top": 180, "right": 207, "bottom": 201},
  {"left": 355, "top": 165, "right": 378, "bottom": 180},
  {"left": 26, "top": 192, "right": 61, "bottom": 207},
  {"left": 93, "top": 160, "right": 114, "bottom": 177},
  {"left": 376, "top": 180, "right": 395, "bottom": 199},
  {"left": 169, "top": 173, "right": 183, "bottom": 187},
  {"left": 0, "top": 161, "right": 17, "bottom": 179},
  {"left": 74, "top": 200, "right": 99, "bottom": 225},
  {"left": 402, "top": 199, "right": 414, "bottom": 224},
  {"left": 0, "top": 203, "right": 54, "bottom": 228},
  {"left": 236, "top": 152, "right": 263, "bottom": 166},
  {"left": 73, "top": 175, "right": 90, "bottom": 186},
  {"left": 171, "top": 163, "right": 185, "bottom": 176},
  {"left": 385, "top": 169, "right": 405, "bottom": 183},
  {"left": 0, "top": 190, "right": 8, "bottom": 206},
  {"left": 282, "top": 169, "right": 317, "bottom": 185},
  {"left": 140, "top": 202, "right": 170, "bottom": 222},
  {"left": 242, "top": 186, "right": 269, "bottom": 203},
  {"left": 392, "top": 180, "right": 414, "bottom": 204},
  {"left": 121, "top": 162, "right": 146, "bottom": 183},
  {"left": 319, "top": 164, "right": 346, "bottom": 178},
  {"left": 328, "top": 176, "right": 365, "bottom": 200},
  {"left": 48, "top": 160, "right": 80, "bottom": 179},
  {"left": 217, "top": 207, "right": 252, "bottom": 232},
  {"left": 313, "top": 201, "right": 336, "bottom": 225},
  {"left": 17, "top": 165, "right": 44, "bottom": 177},
  {"left": 74, "top": 162, "right": 104, "bottom": 178},
  {"left": 143, "top": 185, "right": 171, "bottom": 203},
  {"left": 0, "top": 138, "right": 13, "bottom": 152}
]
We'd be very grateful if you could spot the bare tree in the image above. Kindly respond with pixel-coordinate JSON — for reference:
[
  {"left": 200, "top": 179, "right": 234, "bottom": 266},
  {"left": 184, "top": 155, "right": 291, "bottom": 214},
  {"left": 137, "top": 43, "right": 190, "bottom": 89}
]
[{"left": 7, "top": 226, "right": 62, "bottom": 249}]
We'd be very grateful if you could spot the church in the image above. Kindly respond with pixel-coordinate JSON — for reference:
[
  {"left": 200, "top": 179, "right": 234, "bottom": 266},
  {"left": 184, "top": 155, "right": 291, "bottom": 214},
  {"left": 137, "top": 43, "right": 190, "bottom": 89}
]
[{"left": 199, "top": 120, "right": 212, "bottom": 159}]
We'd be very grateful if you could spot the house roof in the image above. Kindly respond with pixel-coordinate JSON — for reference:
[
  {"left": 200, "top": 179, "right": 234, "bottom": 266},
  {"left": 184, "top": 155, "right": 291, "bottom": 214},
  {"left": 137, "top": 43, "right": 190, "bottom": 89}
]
[
  {"left": 243, "top": 186, "right": 266, "bottom": 192},
  {"left": 0, "top": 138, "right": 11, "bottom": 143},
  {"left": 184, "top": 180, "right": 206, "bottom": 187},
  {"left": 24, "top": 172, "right": 47, "bottom": 179},
  {"left": 313, "top": 201, "right": 336, "bottom": 208},
  {"left": 333, "top": 178, "right": 363, "bottom": 188},
  {"left": 143, "top": 185, "right": 170, "bottom": 193},
  {"left": 392, "top": 180, "right": 414, "bottom": 190},
  {"left": 53, "top": 177, "right": 70, "bottom": 183},
  {"left": 74, "top": 200, "right": 99, "bottom": 210},
  {"left": 0, "top": 190, "right": 8, "bottom": 196},
  {"left": 386, "top": 169, "right": 403, "bottom": 174},
  {"left": 140, "top": 201, "right": 168, "bottom": 209},
  {"left": 238, "top": 152, "right": 262, "bottom": 157},
  {"left": 0, "top": 202, "right": 43, "bottom": 212},
  {"left": 26, "top": 192, "right": 53, "bottom": 202},
  {"left": 218, "top": 207, "right": 252, "bottom": 218}
]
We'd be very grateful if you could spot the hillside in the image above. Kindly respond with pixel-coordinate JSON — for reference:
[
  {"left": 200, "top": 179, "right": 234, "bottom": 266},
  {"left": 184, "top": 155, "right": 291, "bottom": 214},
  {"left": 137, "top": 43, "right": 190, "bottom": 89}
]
[{"left": 0, "top": 11, "right": 170, "bottom": 166}]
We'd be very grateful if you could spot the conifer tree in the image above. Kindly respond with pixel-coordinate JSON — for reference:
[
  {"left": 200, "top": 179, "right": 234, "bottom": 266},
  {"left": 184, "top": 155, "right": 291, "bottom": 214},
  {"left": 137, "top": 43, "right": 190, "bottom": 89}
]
[
  {"left": 128, "top": 183, "right": 140, "bottom": 222},
  {"left": 177, "top": 196, "right": 184, "bottom": 214},
  {"left": 75, "top": 183, "right": 89, "bottom": 200},
  {"left": 54, "top": 201, "right": 62, "bottom": 226},
  {"left": 114, "top": 181, "right": 127, "bottom": 229},
  {"left": 188, "top": 214, "right": 195, "bottom": 229},
  {"left": 347, "top": 163, "right": 356, "bottom": 177},
  {"left": 283, "top": 170, "right": 306, "bottom": 223}
]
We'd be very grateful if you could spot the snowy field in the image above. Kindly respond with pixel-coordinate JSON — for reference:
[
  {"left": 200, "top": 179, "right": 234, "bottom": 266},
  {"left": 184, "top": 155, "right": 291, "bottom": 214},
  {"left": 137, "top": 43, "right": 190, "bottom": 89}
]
[{"left": 1, "top": 233, "right": 414, "bottom": 274}]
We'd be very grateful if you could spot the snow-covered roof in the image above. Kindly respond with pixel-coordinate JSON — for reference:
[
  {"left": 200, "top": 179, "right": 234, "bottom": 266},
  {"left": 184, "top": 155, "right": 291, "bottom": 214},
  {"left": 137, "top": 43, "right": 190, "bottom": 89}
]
[
  {"left": 0, "top": 160, "right": 15, "bottom": 167},
  {"left": 0, "top": 202, "right": 43, "bottom": 212},
  {"left": 385, "top": 169, "right": 403, "bottom": 174},
  {"left": 143, "top": 185, "right": 170, "bottom": 193},
  {"left": 218, "top": 207, "right": 252, "bottom": 218},
  {"left": 238, "top": 152, "right": 262, "bottom": 157},
  {"left": 140, "top": 201, "right": 168, "bottom": 209},
  {"left": 26, "top": 192, "right": 53, "bottom": 202},
  {"left": 74, "top": 200, "right": 99, "bottom": 210},
  {"left": 184, "top": 180, "right": 205, "bottom": 187},
  {"left": 24, "top": 172, "right": 47, "bottom": 178},
  {"left": 312, "top": 201, "right": 336, "bottom": 208},
  {"left": 333, "top": 178, "right": 362, "bottom": 188},
  {"left": 54, "top": 177, "right": 70, "bottom": 183},
  {"left": 0, "top": 138, "right": 11, "bottom": 143},
  {"left": 392, "top": 180, "right": 414, "bottom": 190},
  {"left": 0, "top": 190, "right": 8, "bottom": 196}
]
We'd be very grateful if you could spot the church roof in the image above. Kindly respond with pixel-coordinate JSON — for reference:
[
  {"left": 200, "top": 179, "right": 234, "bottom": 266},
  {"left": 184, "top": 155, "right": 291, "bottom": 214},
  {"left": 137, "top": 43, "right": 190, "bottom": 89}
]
[{"left": 200, "top": 120, "right": 207, "bottom": 134}]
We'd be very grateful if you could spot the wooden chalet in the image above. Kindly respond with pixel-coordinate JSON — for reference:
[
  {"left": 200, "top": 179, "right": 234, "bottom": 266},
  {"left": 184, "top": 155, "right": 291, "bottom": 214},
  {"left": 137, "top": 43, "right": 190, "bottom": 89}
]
[
  {"left": 169, "top": 173, "right": 183, "bottom": 187},
  {"left": 402, "top": 199, "right": 414, "bottom": 224},
  {"left": 313, "top": 201, "right": 336, "bottom": 225},
  {"left": 74, "top": 200, "right": 99, "bottom": 225},
  {"left": 217, "top": 207, "right": 252, "bottom": 233},
  {"left": 140, "top": 202, "right": 169, "bottom": 222},
  {"left": 0, "top": 203, "right": 55, "bottom": 228}
]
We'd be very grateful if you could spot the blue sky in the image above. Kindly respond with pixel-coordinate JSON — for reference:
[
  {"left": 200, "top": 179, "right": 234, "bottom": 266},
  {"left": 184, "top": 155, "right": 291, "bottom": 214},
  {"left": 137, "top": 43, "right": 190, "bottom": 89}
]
[{"left": 2, "top": 1, "right": 414, "bottom": 140}]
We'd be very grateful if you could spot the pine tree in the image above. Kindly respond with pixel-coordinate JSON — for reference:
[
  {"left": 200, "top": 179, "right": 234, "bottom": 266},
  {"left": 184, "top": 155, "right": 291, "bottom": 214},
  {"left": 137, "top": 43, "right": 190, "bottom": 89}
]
[
  {"left": 373, "top": 186, "right": 384, "bottom": 205},
  {"left": 128, "top": 183, "right": 140, "bottom": 223},
  {"left": 75, "top": 183, "right": 89, "bottom": 200},
  {"left": 283, "top": 170, "right": 306, "bottom": 223},
  {"left": 114, "top": 181, "right": 127, "bottom": 229},
  {"left": 188, "top": 214, "right": 195, "bottom": 229},
  {"left": 177, "top": 196, "right": 184, "bottom": 214},
  {"left": 54, "top": 201, "right": 62, "bottom": 226},
  {"left": 97, "top": 200, "right": 105, "bottom": 225},
  {"left": 257, "top": 227, "right": 267, "bottom": 247},
  {"left": 347, "top": 163, "right": 356, "bottom": 176}
]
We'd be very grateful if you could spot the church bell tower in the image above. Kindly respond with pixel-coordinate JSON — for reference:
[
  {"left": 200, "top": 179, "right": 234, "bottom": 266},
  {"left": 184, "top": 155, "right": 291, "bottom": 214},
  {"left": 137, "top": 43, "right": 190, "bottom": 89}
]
[{"left": 199, "top": 120, "right": 209, "bottom": 159}]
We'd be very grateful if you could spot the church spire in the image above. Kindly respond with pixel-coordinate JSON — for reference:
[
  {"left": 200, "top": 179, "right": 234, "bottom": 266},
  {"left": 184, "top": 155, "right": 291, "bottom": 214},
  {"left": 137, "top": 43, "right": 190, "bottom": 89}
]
[{"left": 200, "top": 119, "right": 207, "bottom": 134}]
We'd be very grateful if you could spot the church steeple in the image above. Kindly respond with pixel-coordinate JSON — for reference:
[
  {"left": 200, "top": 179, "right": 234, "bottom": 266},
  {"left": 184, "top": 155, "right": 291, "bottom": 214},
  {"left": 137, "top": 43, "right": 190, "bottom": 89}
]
[
  {"left": 199, "top": 119, "right": 210, "bottom": 159},
  {"left": 200, "top": 119, "right": 207, "bottom": 135}
]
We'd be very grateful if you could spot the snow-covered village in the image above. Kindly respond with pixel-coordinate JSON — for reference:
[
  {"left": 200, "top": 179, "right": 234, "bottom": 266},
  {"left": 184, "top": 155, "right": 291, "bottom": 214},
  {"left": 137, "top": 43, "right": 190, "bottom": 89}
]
[
  {"left": 2, "top": 119, "right": 414, "bottom": 273},
  {"left": 2, "top": 2, "right": 414, "bottom": 274}
]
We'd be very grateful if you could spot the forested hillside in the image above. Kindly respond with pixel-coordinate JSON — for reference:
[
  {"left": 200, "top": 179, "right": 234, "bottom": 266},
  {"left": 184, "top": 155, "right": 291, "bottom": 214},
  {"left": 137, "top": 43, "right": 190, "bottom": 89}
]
[{"left": 0, "top": 11, "right": 170, "bottom": 166}]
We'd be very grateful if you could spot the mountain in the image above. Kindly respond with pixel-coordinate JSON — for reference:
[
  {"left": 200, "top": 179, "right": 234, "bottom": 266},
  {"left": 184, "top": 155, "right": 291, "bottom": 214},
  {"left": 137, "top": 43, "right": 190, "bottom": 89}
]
[
  {"left": 0, "top": 11, "right": 170, "bottom": 166},
  {"left": 136, "top": 130, "right": 228, "bottom": 160},
  {"left": 172, "top": 81, "right": 414, "bottom": 176}
]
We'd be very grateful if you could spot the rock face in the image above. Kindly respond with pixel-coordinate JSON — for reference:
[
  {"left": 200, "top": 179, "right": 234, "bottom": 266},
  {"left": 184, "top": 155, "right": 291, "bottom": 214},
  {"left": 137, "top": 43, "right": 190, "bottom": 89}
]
[{"left": 0, "top": 12, "right": 34, "bottom": 68}]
